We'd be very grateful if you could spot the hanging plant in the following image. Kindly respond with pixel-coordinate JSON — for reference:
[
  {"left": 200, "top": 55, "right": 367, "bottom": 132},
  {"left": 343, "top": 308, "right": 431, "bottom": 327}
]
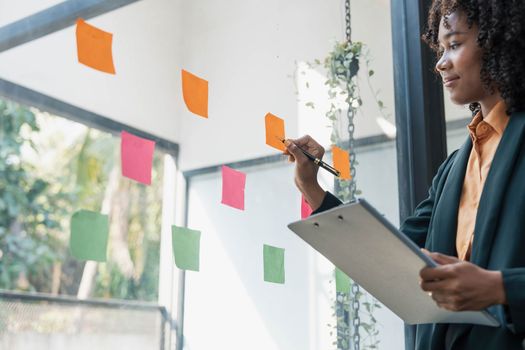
[{"left": 296, "top": 38, "right": 391, "bottom": 350}]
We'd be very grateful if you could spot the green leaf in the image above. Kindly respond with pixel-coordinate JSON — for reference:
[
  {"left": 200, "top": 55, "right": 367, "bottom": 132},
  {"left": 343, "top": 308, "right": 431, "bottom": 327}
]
[
  {"left": 368, "top": 70, "right": 375, "bottom": 76},
  {"left": 305, "top": 102, "right": 315, "bottom": 109}
]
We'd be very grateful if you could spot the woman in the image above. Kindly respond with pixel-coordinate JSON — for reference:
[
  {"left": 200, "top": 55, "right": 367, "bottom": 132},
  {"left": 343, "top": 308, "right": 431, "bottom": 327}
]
[{"left": 284, "top": 0, "right": 525, "bottom": 349}]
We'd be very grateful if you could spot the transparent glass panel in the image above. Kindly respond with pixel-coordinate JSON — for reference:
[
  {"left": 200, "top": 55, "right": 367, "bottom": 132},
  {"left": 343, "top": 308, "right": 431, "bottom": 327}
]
[
  {"left": 184, "top": 139, "right": 402, "bottom": 350},
  {"left": 182, "top": 0, "right": 402, "bottom": 349},
  {"left": 0, "top": 98, "right": 165, "bottom": 302}
]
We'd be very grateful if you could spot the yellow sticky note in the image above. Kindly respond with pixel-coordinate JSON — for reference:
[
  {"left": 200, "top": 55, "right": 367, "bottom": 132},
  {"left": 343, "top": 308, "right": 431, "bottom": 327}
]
[
  {"left": 76, "top": 18, "right": 115, "bottom": 74},
  {"left": 332, "top": 145, "right": 351, "bottom": 180},
  {"left": 182, "top": 69, "right": 208, "bottom": 118},
  {"left": 265, "top": 113, "right": 286, "bottom": 151}
]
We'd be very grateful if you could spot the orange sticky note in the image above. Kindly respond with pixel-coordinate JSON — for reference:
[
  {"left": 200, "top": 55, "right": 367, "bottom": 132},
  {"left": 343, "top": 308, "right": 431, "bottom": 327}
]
[
  {"left": 182, "top": 69, "right": 208, "bottom": 118},
  {"left": 221, "top": 165, "right": 246, "bottom": 210},
  {"left": 301, "top": 195, "right": 313, "bottom": 219},
  {"left": 332, "top": 145, "right": 351, "bottom": 180},
  {"left": 76, "top": 18, "right": 115, "bottom": 74},
  {"left": 265, "top": 113, "right": 286, "bottom": 151}
]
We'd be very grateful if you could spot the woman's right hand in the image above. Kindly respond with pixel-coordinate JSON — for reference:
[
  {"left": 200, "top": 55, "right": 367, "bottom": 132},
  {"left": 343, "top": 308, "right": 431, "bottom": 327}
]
[{"left": 283, "top": 135, "right": 326, "bottom": 210}]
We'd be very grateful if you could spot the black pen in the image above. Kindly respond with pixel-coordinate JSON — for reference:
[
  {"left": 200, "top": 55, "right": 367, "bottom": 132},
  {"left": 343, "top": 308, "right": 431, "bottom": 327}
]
[{"left": 280, "top": 138, "right": 341, "bottom": 177}]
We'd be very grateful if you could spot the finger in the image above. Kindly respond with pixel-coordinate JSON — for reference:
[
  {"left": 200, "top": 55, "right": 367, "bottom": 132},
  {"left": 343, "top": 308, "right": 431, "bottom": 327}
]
[
  {"left": 421, "top": 249, "right": 460, "bottom": 265},
  {"left": 420, "top": 265, "right": 455, "bottom": 281},
  {"left": 431, "top": 291, "right": 450, "bottom": 304},
  {"left": 293, "top": 135, "right": 315, "bottom": 147},
  {"left": 291, "top": 135, "right": 324, "bottom": 158},
  {"left": 431, "top": 290, "right": 462, "bottom": 309},
  {"left": 420, "top": 278, "right": 451, "bottom": 292},
  {"left": 436, "top": 301, "right": 462, "bottom": 312},
  {"left": 427, "top": 252, "right": 460, "bottom": 265},
  {"left": 284, "top": 139, "right": 309, "bottom": 163},
  {"left": 288, "top": 154, "right": 295, "bottom": 163}
]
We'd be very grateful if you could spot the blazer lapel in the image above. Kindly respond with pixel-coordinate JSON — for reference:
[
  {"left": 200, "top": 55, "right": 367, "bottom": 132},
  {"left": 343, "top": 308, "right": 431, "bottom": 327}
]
[
  {"left": 426, "top": 137, "right": 472, "bottom": 256},
  {"left": 470, "top": 112, "right": 525, "bottom": 267}
]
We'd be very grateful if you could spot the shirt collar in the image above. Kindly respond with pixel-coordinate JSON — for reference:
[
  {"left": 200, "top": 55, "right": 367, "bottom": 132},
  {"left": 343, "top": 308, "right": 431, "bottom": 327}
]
[
  {"left": 467, "top": 100, "right": 510, "bottom": 136},
  {"left": 482, "top": 100, "right": 509, "bottom": 135}
]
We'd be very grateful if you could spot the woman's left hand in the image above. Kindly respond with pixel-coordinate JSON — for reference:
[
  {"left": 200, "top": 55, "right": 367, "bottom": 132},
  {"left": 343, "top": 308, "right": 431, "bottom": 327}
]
[{"left": 419, "top": 250, "right": 507, "bottom": 311}]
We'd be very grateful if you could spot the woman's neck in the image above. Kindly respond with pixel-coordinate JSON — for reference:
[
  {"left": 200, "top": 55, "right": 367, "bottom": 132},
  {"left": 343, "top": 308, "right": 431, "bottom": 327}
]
[{"left": 479, "top": 93, "right": 504, "bottom": 117}]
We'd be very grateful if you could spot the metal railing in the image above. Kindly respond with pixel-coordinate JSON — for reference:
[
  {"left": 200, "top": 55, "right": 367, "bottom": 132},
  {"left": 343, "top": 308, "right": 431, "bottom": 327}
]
[{"left": 0, "top": 290, "right": 174, "bottom": 350}]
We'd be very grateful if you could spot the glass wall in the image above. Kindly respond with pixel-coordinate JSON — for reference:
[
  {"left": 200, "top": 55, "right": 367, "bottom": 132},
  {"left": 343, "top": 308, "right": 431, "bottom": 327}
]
[
  {"left": 0, "top": 0, "right": 405, "bottom": 349},
  {"left": 0, "top": 98, "right": 168, "bottom": 302},
  {"left": 180, "top": 0, "right": 402, "bottom": 349},
  {"left": 183, "top": 137, "right": 403, "bottom": 350}
]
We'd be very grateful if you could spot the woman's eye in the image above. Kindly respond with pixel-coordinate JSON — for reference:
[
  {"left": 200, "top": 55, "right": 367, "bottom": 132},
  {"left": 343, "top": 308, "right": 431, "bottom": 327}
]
[{"left": 450, "top": 43, "right": 460, "bottom": 50}]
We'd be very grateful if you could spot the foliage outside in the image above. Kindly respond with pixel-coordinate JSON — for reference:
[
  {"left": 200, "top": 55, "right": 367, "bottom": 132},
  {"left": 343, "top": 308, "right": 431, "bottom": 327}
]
[{"left": 0, "top": 99, "right": 163, "bottom": 302}]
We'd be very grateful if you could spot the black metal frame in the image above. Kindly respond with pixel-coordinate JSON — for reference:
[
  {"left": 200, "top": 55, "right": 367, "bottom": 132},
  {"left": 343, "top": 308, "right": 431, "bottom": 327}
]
[
  {"left": 0, "top": 78, "right": 179, "bottom": 157},
  {"left": 391, "top": 0, "right": 448, "bottom": 349},
  {"left": 0, "top": 0, "right": 142, "bottom": 53},
  {"left": 182, "top": 134, "right": 395, "bottom": 178},
  {"left": 391, "top": 0, "right": 447, "bottom": 221}
]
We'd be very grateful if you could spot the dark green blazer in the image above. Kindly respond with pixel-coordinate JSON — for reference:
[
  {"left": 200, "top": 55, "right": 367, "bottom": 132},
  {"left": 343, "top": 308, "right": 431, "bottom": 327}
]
[{"left": 314, "top": 111, "right": 525, "bottom": 349}]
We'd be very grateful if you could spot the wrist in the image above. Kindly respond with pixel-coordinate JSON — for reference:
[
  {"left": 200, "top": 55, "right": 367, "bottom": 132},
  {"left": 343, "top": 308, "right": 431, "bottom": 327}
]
[
  {"left": 488, "top": 270, "right": 507, "bottom": 305},
  {"left": 298, "top": 182, "right": 325, "bottom": 211}
]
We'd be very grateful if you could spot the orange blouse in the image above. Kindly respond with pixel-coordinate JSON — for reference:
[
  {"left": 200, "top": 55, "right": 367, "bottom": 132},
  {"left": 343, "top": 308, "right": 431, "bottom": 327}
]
[{"left": 456, "top": 101, "right": 510, "bottom": 261}]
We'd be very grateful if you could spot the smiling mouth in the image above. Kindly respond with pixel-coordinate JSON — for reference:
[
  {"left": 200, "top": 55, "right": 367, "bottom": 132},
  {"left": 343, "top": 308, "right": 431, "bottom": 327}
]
[{"left": 443, "top": 77, "right": 459, "bottom": 87}]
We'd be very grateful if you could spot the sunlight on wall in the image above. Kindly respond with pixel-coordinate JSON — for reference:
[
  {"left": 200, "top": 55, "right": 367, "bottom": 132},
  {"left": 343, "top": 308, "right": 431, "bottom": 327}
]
[
  {"left": 184, "top": 163, "right": 338, "bottom": 350},
  {"left": 184, "top": 191, "right": 281, "bottom": 350}
]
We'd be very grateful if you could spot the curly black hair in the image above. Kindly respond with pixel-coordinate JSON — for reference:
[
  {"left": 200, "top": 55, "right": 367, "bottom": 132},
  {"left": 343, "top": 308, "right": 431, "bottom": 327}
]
[{"left": 423, "top": 0, "right": 525, "bottom": 116}]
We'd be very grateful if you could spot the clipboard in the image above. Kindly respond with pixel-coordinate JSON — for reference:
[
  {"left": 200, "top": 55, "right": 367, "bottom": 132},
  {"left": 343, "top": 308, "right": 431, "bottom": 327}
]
[{"left": 287, "top": 198, "right": 500, "bottom": 327}]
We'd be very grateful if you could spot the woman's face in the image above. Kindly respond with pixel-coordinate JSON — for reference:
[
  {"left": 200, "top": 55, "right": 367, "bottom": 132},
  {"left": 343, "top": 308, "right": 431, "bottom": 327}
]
[{"left": 435, "top": 12, "right": 488, "bottom": 105}]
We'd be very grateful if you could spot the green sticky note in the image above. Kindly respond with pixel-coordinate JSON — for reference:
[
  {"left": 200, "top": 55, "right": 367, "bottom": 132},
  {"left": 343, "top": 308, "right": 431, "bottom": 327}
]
[
  {"left": 172, "top": 225, "right": 201, "bottom": 271},
  {"left": 263, "top": 244, "right": 285, "bottom": 284},
  {"left": 335, "top": 267, "right": 350, "bottom": 293},
  {"left": 70, "top": 210, "right": 109, "bottom": 262}
]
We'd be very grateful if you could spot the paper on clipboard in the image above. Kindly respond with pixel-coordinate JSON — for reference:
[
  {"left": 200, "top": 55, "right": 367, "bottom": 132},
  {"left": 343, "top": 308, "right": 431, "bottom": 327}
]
[{"left": 287, "top": 198, "right": 500, "bottom": 327}]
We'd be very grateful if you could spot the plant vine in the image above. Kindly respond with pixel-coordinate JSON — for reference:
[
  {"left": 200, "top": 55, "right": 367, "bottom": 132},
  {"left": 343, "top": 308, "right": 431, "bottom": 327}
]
[{"left": 298, "top": 39, "right": 393, "bottom": 350}]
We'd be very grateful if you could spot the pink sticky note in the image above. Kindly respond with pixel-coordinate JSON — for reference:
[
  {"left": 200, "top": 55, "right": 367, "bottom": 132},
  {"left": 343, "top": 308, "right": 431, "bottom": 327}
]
[
  {"left": 221, "top": 165, "right": 246, "bottom": 210},
  {"left": 121, "top": 131, "right": 155, "bottom": 185},
  {"left": 301, "top": 196, "right": 313, "bottom": 219}
]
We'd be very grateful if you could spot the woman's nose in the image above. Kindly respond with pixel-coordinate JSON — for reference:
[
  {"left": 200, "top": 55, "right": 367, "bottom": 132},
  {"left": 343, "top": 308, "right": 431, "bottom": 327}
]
[{"left": 435, "top": 53, "right": 450, "bottom": 72}]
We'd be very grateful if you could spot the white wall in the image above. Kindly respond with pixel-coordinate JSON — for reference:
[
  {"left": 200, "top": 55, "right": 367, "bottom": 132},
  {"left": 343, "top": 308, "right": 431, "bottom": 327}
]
[
  {"left": 179, "top": 0, "right": 396, "bottom": 170},
  {"left": 178, "top": 0, "right": 342, "bottom": 170}
]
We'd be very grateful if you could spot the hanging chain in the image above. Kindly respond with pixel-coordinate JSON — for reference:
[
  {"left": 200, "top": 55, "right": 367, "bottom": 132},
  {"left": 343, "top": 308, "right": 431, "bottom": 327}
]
[
  {"left": 351, "top": 283, "right": 361, "bottom": 350},
  {"left": 346, "top": 79, "right": 359, "bottom": 350},
  {"left": 345, "top": 0, "right": 352, "bottom": 42},
  {"left": 345, "top": 0, "right": 360, "bottom": 349},
  {"left": 345, "top": 0, "right": 357, "bottom": 204},
  {"left": 347, "top": 84, "right": 357, "bottom": 204}
]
